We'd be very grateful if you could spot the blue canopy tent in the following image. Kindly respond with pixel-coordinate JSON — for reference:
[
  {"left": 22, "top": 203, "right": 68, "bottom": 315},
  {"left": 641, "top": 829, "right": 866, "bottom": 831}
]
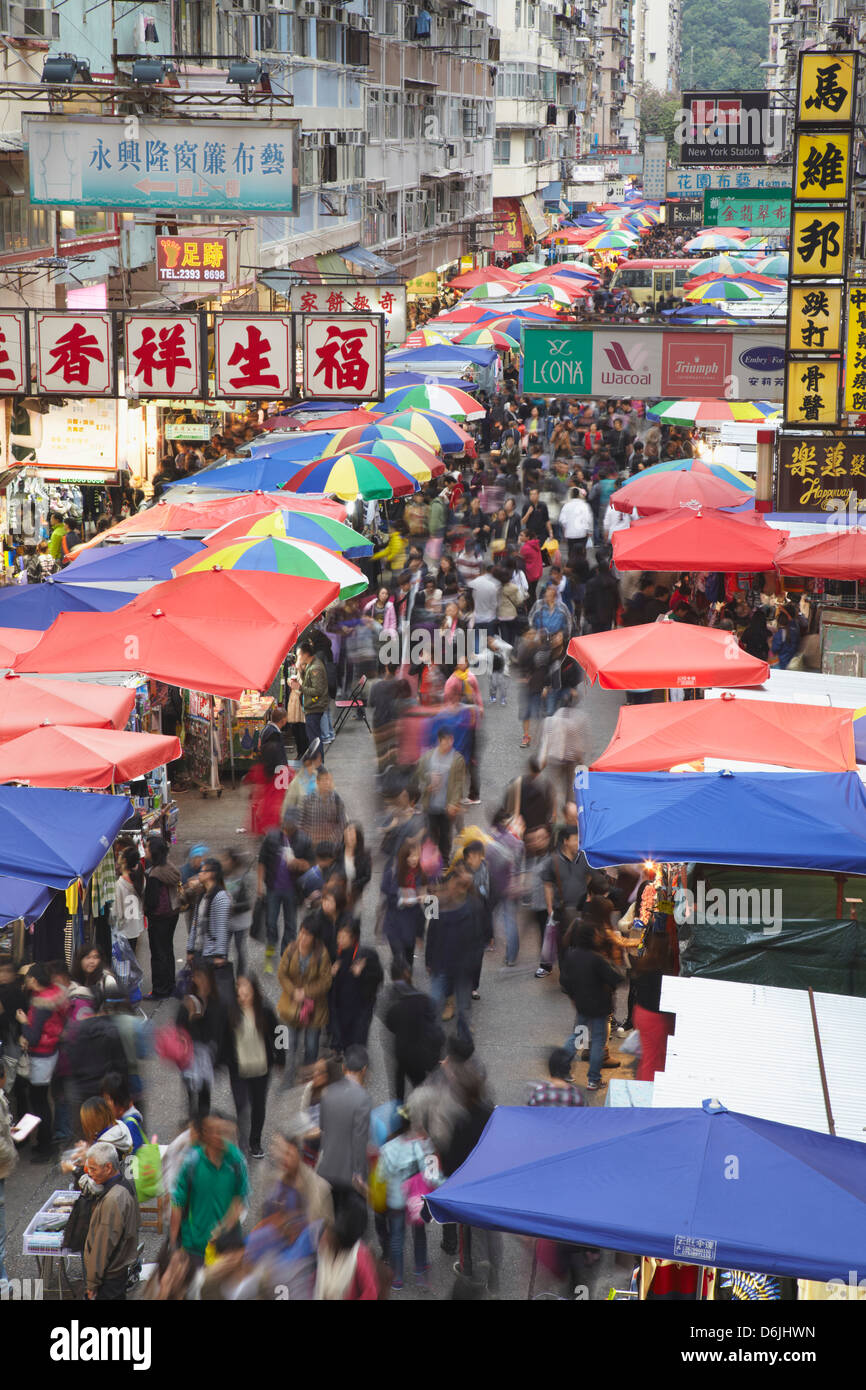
[
  {"left": 384, "top": 344, "right": 498, "bottom": 370},
  {"left": 427, "top": 1103, "right": 866, "bottom": 1283},
  {"left": 381, "top": 373, "right": 482, "bottom": 391},
  {"left": 0, "top": 875, "right": 54, "bottom": 928},
  {"left": 61, "top": 535, "right": 205, "bottom": 584},
  {"left": 243, "top": 430, "right": 341, "bottom": 458},
  {"left": 164, "top": 453, "right": 320, "bottom": 493},
  {"left": 576, "top": 770, "right": 866, "bottom": 872},
  {"left": 0, "top": 579, "right": 132, "bottom": 631},
  {"left": 0, "top": 787, "right": 134, "bottom": 889}
]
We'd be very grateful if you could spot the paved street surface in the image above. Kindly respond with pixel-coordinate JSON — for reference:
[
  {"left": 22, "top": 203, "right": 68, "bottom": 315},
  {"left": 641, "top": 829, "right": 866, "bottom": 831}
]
[{"left": 5, "top": 677, "right": 629, "bottom": 1301}]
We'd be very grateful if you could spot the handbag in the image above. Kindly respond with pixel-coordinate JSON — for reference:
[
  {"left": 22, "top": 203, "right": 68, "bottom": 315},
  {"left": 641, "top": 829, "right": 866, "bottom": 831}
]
[
  {"left": 132, "top": 1142, "right": 163, "bottom": 1203},
  {"left": 506, "top": 775, "right": 523, "bottom": 838},
  {"left": 403, "top": 1152, "right": 442, "bottom": 1226},
  {"left": 249, "top": 896, "right": 266, "bottom": 943},
  {"left": 298, "top": 996, "right": 314, "bottom": 1027},
  {"left": 63, "top": 1191, "right": 96, "bottom": 1254},
  {"left": 368, "top": 1159, "right": 388, "bottom": 1216}
]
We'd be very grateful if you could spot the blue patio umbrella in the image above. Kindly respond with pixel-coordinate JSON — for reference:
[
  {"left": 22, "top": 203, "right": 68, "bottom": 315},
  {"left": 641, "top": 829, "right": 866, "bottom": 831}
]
[
  {"left": 61, "top": 534, "right": 205, "bottom": 584},
  {"left": 163, "top": 453, "right": 332, "bottom": 493},
  {"left": 0, "top": 875, "right": 54, "bottom": 927},
  {"left": 381, "top": 372, "right": 481, "bottom": 391},
  {"left": 0, "top": 579, "right": 132, "bottom": 631},
  {"left": 0, "top": 786, "right": 134, "bottom": 889}
]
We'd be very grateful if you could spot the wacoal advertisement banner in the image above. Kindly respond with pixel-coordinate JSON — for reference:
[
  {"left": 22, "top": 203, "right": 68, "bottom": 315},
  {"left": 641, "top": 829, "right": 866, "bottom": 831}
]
[{"left": 521, "top": 325, "right": 785, "bottom": 400}]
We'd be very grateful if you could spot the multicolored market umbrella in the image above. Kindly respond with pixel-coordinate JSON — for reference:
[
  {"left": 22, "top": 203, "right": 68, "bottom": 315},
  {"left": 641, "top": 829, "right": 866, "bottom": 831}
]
[
  {"left": 206, "top": 508, "right": 373, "bottom": 557},
  {"left": 401, "top": 328, "right": 451, "bottom": 348},
  {"left": 631, "top": 456, "right": 757, "bottom": 492},
  {"left": 508, "top": 260, "right": 546, "bottom": 273},
  {"left": 611, "top": 459, "right": 753, "bottom": 514},
  {"left": 372, "top": 383, "right": 485, "bottom": 420},
  {"left": 581, "top": 231, "right": 639, "bottom": 250},
  {"left": 687, "top": 254, "right": 760, "bottom": 276},
  {"left": 684, "top": 279, "right": 767, "bottom": 302},
  {"left": 376, "top": 409, "right": 473, "bottom": 453},
  {"left": 448, "top": 267, "right": 520, "bottom": 291},
  {"left": 463, "top": 282, "right": 515, "bottom": 300},
  {"left": 512, "top": 282, "right": 578, "bottom": 304},
  {"left": 175, "top": 535, "right": 368, "bottom": 599},
  {"left": 318, "top": 424, "right": 429, "bottom": 456},
  {"left": 685, "top": 233, "right": 747, "bottom": 251},
  {"left": 754, "top": 253, "right": 789, "bottom": 276},
  {"left": 453, "top": 327, "right": 520, "bottom": 350},
  {"left": 646, "top": 399, "right": 781, "bottom": 426},
  {"left": 280, "top": 452, "right": 425, "bottom": 500}
]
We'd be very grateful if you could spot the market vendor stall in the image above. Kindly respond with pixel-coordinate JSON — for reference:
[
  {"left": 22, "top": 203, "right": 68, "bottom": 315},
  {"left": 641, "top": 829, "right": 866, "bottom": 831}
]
[
  {"left": 567, "top": 623, "right": 769, "bottom": 691},
  {"left": 0, "top": 785, "right": 133, "bottom": 888}
]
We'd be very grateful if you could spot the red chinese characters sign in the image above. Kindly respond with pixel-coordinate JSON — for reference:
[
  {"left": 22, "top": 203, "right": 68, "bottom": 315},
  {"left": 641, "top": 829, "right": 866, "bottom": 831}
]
[
  {"left": 34, "top": 313, "right": 113, "bottom": 396},
  {"left": 0, "top": 313, "right": 28, "bottom": 393},
  {"left": 301, "top": 314, "right": 384, "bottom": 401},
  {"left": 156, "top": 237, "right": 229, "bottom": 284},
  {"left": 124, "top": 315, "right": 202, "bottom": 398},
  {"left": 214, "top": 315, "right": 294, "bottom": 399}
]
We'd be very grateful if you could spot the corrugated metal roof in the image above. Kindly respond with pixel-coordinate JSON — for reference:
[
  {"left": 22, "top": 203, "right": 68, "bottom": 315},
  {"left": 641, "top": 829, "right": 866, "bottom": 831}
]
[{"left": 654, "top": 976, "right": 866, "bottom": 1143}]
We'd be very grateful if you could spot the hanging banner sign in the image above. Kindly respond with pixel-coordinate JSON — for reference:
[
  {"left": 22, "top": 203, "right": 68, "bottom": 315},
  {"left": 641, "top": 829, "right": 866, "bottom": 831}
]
[
  {"left": 797, "top": 52, "right": 858, "bottom": 125},
  {"left": 777, "top": 433, "right": 866, "bottom": 512},
  {"left": 214, "top": 314, "right": 295, "bottom": 399},
  {"left": 642, "top": 136, "right": 667, "bottom": 201},
  {"left": 844, "top": 284, "right": 866, "bottom": 414},
  {"left": 156, "top": 236, "right": 229, "bottom": 284},
  {"left": 34, "top": 312, "right": 114, "bottom": 397},
  {"left": 667, "top": 166, "right": 792, "bottom": 195},
  {"left": 784, "top": 359, "right": 841, "bottom": 427},
  {"left": 793, "top": 129, "right": 852, "bottom": 202},
  {"left": 289, "top": 283, "right": 406, "bottom": 346},
  {"left": 25, "top": 116, "right": 300, "bottom": 214},
  {"left": 703, "top": 188, "right": 791, "bottom": 228},
  {"left": 788, "top": 284, "right": 843, "bottom": 353},
  {"left": 790, "top": 207, "right": 847, "bottom": 278},
  {"left": 124, "top": 315, "right": 203, "bottom": 399},
  {"left": 301, "top": 313, "right": 385, "bottom": 401},
  {"left": 0, "top": 312, "right": 28, "bottom": 393}
]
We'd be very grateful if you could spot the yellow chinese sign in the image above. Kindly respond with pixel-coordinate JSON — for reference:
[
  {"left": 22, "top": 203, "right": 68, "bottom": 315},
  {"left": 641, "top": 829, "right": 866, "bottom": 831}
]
[
  {"left": 794, "top": 130, "right": 851, "bottom": 202},
  {"left": 844, "top": 285, "right": 866, "bottom": 414},
  {"left": 791, "top": 208, "right": 847, "bottom": 278},
  {"left": 788, "top": 284, "right": 842, "bottom": 353},
  {"left": 406, "top": 272, "right": 438, "bottom": 297},
  {"left": 785, "top": 359, "right": 841, "bottom": 426},
  {"left": 798, "top": 53, "right": 857, "bottom": 125},
  {"left": 777, "top": 434, "right": 866, "bottom": 511}
]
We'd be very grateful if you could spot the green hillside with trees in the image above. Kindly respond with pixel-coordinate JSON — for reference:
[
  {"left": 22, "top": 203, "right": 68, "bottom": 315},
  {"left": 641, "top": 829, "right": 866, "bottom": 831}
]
[{"left": 680, "top": 0, "right": 771, "bottom": 92}]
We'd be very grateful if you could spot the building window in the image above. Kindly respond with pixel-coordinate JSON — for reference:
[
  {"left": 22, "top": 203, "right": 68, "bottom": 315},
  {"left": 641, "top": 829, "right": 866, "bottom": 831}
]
[
  {"left": 404, "top": 99, "right": 417, "bottom": 140},
  {"left": 60, "top": 208, "right": 109, "bottom": 238},
  {"left": 494, "top": 132, "right": 511, "bottom": 164},
  {"left": 367, "top": 89, "right": 382, "bottom": 141},
  {"left": 384, "top": 91, "right": 400, "bottom": 140},
  {"left": 316, "top": 19, "right": 338, "bottom": 62}
]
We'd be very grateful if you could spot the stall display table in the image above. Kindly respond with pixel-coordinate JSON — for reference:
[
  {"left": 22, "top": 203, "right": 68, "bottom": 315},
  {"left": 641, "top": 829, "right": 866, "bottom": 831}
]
[{"left": 22, "top": 1189, "right": 83, "bottom": 1299}]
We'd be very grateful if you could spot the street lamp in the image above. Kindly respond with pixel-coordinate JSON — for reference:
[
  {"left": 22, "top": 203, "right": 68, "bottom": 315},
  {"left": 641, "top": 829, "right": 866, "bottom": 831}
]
[
  {"left": 131, "top": 58, "right": 176, "bottom": 84},
  {"left": 227, "top": 60, "right": 271, "bottom": 93},
  {"left": 41, "top": 55, "right": 92, "bottom": 84}
]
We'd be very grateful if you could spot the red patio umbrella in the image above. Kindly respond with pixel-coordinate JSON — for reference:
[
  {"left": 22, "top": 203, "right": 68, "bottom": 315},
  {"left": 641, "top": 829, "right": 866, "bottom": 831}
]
[
  {"left": 449, "top": 267, "right": 520, "bottom": 290},
  {"left": 591, "top": 694, "right": 855, "bottom": 772},
  {"left": 611, "top": 460, "right": 751, "bottom": 514},
  {"left": 775, "top": 529, "right": 866, "bottom": 581},
  {"left": 82, "top": 492, "right": 346, "bottom": 546},
  {"left": 0, "top": 673, "right": 135, "bottom": 742},
  {"left": 567, "top": 622, "right": 770, "bottom": 690},
  {"left": 0, "top": 628, "right": 41, "bottom": 667},
  {"left": 0, "top": 725, "right": 182, "bottom": 789},
  {"left": 298, "top": 410, "right": 382, "bottom": 431},
  {"left": 15, "top": 571, "right": 339, "bottom": 699},
  {"left": 611, "top": 508, "right": 785, "bottom": 572},
  {"left": 428, "top": 305, "right": 491, "bottom": 324}
]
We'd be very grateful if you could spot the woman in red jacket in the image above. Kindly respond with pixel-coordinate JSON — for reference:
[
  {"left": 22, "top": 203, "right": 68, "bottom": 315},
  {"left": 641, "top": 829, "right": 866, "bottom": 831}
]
[
  {"left": 315, "top": 1206, "right": 381, "bottom": 1300},
  {"left": 519, "top": 530, "right": 544, "bottom": 605},
  {"left": 18, "top": 962, "right": 69, "bottom": 1161}
]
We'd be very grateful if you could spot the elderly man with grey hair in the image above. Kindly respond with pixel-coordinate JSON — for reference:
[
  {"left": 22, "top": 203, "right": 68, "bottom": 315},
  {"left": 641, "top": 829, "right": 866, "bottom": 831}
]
[{"left": 82, "top": 1140, "right": 140, "bottom": 1300}]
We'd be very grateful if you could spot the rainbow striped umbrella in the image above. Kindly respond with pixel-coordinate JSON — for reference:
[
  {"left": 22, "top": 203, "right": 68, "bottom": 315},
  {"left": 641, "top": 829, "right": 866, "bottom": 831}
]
[
  {"left": 754, "top": 253, "right": 789, "bottom": 276},
  {"left": 319, "top": 424, "right": 429, "bottom": 456},
  {"left": 280, "top": 452, "right": 426, "bottom": 500},
  {"left": 685, "top": 279, "right": 766, "bottom": 301},
  {"left": 376, "top": 409, "right": 473, "bottom": 453},
  {"left": 454, "top": 327, "right": 521, "bottom": 350},
  {"left": 581, "top": 230, "right": 639, "bottom": 250},
  {"left": 208, "top": 508, "right": 373, "bottom": 557},
  {"left": 646, "top": 400, "right": 781, "bottom": 427},
  {"left": 691, "top": 254, "right": 761, "bottom": 276},
  {"left": 509, "top": 260, "right": 546, "bottom": 273},
  {"left": 464, "top": 282, "right": 514, "bottom": 300},
  {"left": 627, "top": 456, "right": 756, "bottom": 491},
  {"left": 512, "top": 282, "right": 577, "bottom": 304},
  {"left": 402, "top": 327, "right": 451, "bottom": 347},
  {"left": 175, "top": 535, "right": 367, "bottom": 597},
  {"left": 685, "top": 233, "right": 747, "bottom": 251},
  {"left": 372, "top": 383, "right": 485, "bottom": 420},
  {"left": 341, "top": 438, "right": 444, "bottom": 474},
  {"left": 742, "top": 236, "right": 773, "bottom": 249}
]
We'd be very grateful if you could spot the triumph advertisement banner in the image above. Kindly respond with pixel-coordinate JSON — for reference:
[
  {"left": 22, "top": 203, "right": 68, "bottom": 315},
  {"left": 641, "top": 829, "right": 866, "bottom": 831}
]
[{"left": 521, "top": 325, "right": 785, "bottom": 400}]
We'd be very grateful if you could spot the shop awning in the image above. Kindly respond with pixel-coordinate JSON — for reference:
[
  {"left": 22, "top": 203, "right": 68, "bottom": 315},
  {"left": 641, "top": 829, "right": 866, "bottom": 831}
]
[
  {"left": 576, "top": 769, "right": 866, "bottom": 872},
  {"left": 611, "top": 508, "right": 786, "bottom": 573},
  {"left": 0, "top": 786, "right": 134, "bottom": 889},
  {"left": 567, "top": 622, "right": 769, "bottom": 691},
  {"left": 341, "top": 244, "right": 400, "bottom": 279},
  {"left": 0, "top": 725, "right": 181, "bottom": 789},
  {"left": 14, "top": 570, "right": 340, "bottom": 700},
  {"left": 775, "top": 529, "right": 866, "bottom": 581},
  {"left": 521, "top": 193, "right": 549, "bottom": 238},
  {"left": 426, "top": 1104, "right": 866, "bottom": 1283},
  {"left": 0, "top": 674, "right": 135, "bottom": 742},
  {"left": 591, "top": 696, "right": 856, "bottom": 773}
]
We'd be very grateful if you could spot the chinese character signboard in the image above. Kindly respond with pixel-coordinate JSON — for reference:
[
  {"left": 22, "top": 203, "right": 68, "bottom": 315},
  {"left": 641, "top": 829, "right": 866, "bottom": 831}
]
[
  {"left": 0, "top": 312, "right": 28, "bottom": 393},
  {"left": 844, "top": 285, "right": 866, "bottom": 413},
  {"left": 406, "top": 272, "right": 438, "bottom": 298},
  {"left": 124, "top": 315, "right": 203, "bottom": 398},
  {"left": 798, "top": 53, "right": 857, "bottom": 125},
  {"left": 289, "top": 283, "right": 407, "bottom": 347},
  {"left": 666, "top": 199, "right": 703, "bottom": 230},
  {"left": 492, "top": 197, "right": 528, "bottom": 254},
  {"left": 703, "top": 188, "right": 791, "bottom": 228},
  {"left": 794, "top": 129, "right": 852, "bottom": 202},
  {"left": 214, "top": 315, "right": 294, "bottom": 399},
  {"left": 785, "top": 359, "right": 841, "bottom": 426},
  {"left": 157, "top": 237, "right": 228, "bottom": 284},
  {"left": 25, "top": 116, "right": 300, "bottom": 215},
  {"left": 34, "top": 312, "right": 114, "bottom": 397},
  {"left": 790, "top": 208, "right": 847, "bottom": 278},
  {"left": 642, "top": 136, "right": 667, "bottom": 201},
  {"left": 668, "top": 167, "right": 792, "bottom": 195},
  {"left": 679, "top": 92, "right": 772, "bottom": 166},
  {"left": 789, "top": 284, "right": 843, "bottom": 353},
  {"left": 34, "top": 399, "right": 118, "bottom": 476},
  {"left": 777, "top": 433, "right": 866, "bottom": 512},
  {"left": 301, "top": 314, "right": 384, "bottom": 401}
]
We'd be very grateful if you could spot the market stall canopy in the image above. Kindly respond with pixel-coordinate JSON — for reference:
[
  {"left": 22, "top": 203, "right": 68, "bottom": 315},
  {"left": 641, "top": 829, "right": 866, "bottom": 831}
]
[
  {"left": 426, "top": 1103, "right": 866, "bottom": 1283},
  {"left": 576, "top": 769, "right": 866, "bottom": 872},
  {"left": 591, "top": 695, "right": 856, "bottom": 773},
  {"left": 0, "top": 786, "right": 133, "bottom": 889},
  {"left": 375, "top": 410, "right": 473, "bottom": 454},
  {"left": 61, "top": 535, "right": 206, "bottom": 584},
  {"left": 208, "top": 509, "right": 372, "bottom": 558},
  {"left": 611, "top": 460, "right": 751, "bottom": 515},
  {"left": 611, "top": 508, "right": 785, "bottom": 573},
  {"left": 0, "top": 725, "right": 182, "bottom": 789},
  {"left": 14, "top": 571, "right": 340, "bottom": 700},
  {"left": 0, "top": 875, "right": 54, "bottom": 928},
  {"left": 0, "top": 579, "right": 132, "bottom": 631},
  {"left": 0, "top": 628, "right": 42, "bottom": 667},
  {"left": 175, "top": 535, "right": 368, "bottom": 600},
  {"left": 567, "top": 622, "right": 770, "bottom": 690},
  {"left": 162, "top": 453, "right": 340, "bottom": 494},
  {"left": 0, "top": 674, "right": 135, "bottom": 742},
  {"left": 77, "top": 492, "right": 347, "bottom": 547},
  {"left": 297, "top": 409, "right": 382, "bottom": 431},
  {"left": 775, "top": 529, "right": 866, "bottom": 581},
  {"left": 280, "top": 452, "right": 431, "bottom": 501}
]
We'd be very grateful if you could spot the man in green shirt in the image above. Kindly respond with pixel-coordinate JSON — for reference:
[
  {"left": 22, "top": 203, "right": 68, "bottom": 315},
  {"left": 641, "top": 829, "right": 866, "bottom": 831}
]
[
  {"left": 47, "top": 512, "right": 67, "bottom": 563},
  {"left": 170, "top": 1113, "right": 250, "bottom": 1262}
]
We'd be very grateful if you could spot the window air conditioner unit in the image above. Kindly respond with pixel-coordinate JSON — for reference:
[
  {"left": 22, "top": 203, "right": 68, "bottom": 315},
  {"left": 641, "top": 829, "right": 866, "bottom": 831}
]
[
  {"left": 320, "top": 3, "right": 335, "bottom": 16},
  {"left": 347, "top": 11, "right": 364, "bottom": 24},
  {"left": 10, "top": 3, "right": 59, "bottom": 38}
]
